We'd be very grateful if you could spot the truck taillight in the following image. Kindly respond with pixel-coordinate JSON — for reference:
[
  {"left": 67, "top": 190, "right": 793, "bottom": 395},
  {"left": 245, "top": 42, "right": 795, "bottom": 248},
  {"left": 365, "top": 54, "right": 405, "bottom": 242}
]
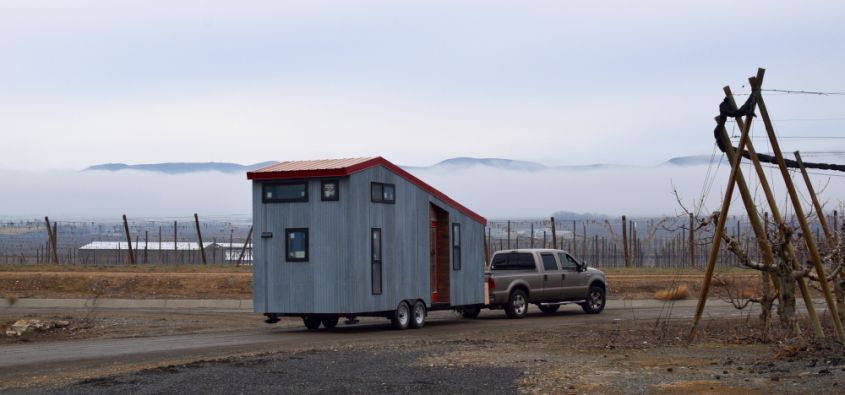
[{"left": 488, "top": 277, "right": 495, "bottom": 289}]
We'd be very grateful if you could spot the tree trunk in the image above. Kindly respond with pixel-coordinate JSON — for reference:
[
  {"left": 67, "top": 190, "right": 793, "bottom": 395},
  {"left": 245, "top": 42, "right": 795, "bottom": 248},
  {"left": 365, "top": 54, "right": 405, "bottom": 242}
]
[
  {"left": 776, "top": 264, "right": 799, "bottom": 336},
  {"left": 760, "top": 270, "right": 773, "bottom": 340},
  {"left": 835, "top": 273, "right": 845, "bottom": 324}
]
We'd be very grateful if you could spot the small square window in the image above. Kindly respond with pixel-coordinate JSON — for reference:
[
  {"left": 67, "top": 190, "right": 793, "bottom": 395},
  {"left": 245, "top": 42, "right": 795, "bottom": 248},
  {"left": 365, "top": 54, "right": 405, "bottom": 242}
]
[
  {"left": 285, "top": 228, "right": 308, "bottom": 262},
  {"left": 321, "top": 180, "right": 339, "bottom": 201},
  {"left": 371, "top": 182, "right": 395, "bottom": 204}
]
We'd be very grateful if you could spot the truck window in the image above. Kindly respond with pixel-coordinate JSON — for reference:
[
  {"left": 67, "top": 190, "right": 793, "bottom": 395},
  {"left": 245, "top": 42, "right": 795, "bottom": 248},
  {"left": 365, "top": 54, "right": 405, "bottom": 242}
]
[
  {"left": 490, "top": 252, "right": 536, "bottom": 271},
  {"left": 558, "top": 253, "right": 578, "bottom": 270},
  {"left": 540, "top": 253, "right": 558, "bottom": 271}
]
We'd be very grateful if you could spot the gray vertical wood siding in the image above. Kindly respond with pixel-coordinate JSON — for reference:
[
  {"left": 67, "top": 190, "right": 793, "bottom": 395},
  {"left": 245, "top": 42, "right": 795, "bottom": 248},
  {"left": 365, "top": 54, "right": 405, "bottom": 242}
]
[{"left": 252, "top": 165, "right": 484, "bottom": 314}]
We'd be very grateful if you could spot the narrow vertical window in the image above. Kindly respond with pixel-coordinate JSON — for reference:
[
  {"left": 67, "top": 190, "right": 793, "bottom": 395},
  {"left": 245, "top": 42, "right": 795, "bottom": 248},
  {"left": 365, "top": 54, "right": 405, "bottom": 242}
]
[
  {"left": 371, "top": 228, "right": 382, "bottom": 295},
  {"left": 452, "top": 223, "right": 461, "bottom": 270},
  {"left": 371, "top": 183, "right": 384, "bottom": 203},
  {"left": 285, "top": 228, "right": 308, "bottom": 262}
]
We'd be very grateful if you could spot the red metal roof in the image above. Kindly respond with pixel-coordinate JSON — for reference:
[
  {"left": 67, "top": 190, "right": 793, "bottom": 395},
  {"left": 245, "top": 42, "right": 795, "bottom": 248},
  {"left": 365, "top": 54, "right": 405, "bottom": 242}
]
[{"left": 247, "top": 157, "right": 486, "bottom": 225}]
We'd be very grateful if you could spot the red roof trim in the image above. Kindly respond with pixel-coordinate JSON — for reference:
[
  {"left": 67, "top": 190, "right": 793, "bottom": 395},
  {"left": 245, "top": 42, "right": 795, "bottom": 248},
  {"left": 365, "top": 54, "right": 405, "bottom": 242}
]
[{"left": 246, "top": 157, "right": 486, "bottom": 226}]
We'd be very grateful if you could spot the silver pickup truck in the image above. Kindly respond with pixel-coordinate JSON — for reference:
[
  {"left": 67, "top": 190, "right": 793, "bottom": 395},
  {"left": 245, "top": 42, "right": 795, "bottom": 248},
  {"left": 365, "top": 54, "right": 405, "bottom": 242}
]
[{"left": 480, "top": 249, "right": 607, "bottom": 319}]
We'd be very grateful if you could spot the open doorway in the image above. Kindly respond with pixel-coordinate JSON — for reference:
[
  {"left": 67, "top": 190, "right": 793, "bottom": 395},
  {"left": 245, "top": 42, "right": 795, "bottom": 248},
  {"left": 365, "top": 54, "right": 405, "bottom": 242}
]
[{"left": 429, "top": 203, "right": 450, "bottom": 304}]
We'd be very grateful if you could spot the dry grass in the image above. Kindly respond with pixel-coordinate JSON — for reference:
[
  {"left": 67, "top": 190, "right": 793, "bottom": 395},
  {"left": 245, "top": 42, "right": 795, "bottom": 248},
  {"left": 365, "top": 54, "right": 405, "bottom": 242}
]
[
  {"left": 602, "top": 267, "right": 755, "bottom": 275},
  {"left": 5, "top": 295, "right": 18, "bottom": 305},
  {"left": 0, "top": 264, "right": 251, "bottom": 273},
  {"left": 654, "top": 284, "right": 689, "bottom": 300}
]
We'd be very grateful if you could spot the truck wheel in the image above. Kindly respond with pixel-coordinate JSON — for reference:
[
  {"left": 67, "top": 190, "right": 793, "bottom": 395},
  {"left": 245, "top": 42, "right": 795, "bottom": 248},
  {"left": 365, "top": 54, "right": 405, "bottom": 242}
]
[
  {"left": 505, "top": 289, "right": 528, "bottom": 319},
  {"left": 410, "top": 300, "right": 426, "bottom": 329},
  {"left": 303, "top": 316, "right": 321, "bottom": 330},
  {"left": 321, "top": 317, "right": 339, "bottom": 329},
  {"left": 461, "top": 306, "right": 481, "bottom": 318},
  {"left": 391, "top": 301, "right": 411, "bottom": 330},
  {"left": 538, "top": 304, "right": 560, "bottom": 314},
  {"left": 581, "top": 286, "right": 606, "bottom": 314}
]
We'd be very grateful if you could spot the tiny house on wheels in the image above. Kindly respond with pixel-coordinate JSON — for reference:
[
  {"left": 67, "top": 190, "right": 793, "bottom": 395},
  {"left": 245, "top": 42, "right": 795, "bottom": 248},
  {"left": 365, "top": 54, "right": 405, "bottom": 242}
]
[{"left": 246, "top": 157, "right": 487, "bottom": 330}]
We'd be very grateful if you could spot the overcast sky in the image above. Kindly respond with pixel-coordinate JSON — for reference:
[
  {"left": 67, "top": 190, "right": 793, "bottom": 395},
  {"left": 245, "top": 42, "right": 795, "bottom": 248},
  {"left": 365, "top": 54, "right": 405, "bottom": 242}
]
[{"left": 2, "top": 1, "right": 845, "bottom": 171}]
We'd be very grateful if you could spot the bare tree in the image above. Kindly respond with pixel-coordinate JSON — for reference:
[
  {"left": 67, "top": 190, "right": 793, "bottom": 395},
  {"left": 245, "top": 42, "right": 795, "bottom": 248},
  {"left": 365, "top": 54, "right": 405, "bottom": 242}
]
[{"left": 724, "top": 224, "right": 810, "bottom": 336}]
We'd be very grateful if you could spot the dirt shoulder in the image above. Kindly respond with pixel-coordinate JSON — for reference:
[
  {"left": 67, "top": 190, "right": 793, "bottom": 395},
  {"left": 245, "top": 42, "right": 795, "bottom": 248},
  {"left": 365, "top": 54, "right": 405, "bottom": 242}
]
[
  {"left": 0, "top": 265, "right": 760, "bottom": 300},
  {"left": 6, "top": 316, "right": 843, "bottom": 394}
]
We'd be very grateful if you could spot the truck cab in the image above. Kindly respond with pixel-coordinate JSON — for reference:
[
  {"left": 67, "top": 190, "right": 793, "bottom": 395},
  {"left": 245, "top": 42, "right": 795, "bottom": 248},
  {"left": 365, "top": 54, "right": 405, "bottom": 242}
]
[{"left": 484, "top": 249, "right": 607, "bottom": 318}]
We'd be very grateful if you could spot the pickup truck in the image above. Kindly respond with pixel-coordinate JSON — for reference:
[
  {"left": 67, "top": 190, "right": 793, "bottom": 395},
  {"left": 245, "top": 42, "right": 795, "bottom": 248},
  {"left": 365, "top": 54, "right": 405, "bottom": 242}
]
[{"left": 478, "top": 249, "right": 607, "bottom": 319}]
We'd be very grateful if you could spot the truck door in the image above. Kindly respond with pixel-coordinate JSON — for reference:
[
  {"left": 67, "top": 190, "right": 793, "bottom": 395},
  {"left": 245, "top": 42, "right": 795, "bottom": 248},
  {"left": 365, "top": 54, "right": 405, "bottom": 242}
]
[
  {"left": 558, "top": 252, "right": 589, "bottom": 299},
  {"left": 539, "top": 252, "right": 563, "bottom": 301}
]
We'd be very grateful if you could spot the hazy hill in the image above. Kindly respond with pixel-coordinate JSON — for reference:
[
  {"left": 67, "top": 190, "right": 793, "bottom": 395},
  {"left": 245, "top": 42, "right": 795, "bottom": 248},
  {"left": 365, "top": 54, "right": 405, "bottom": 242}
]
[
  {"left": 82, "top": 155, "right": 713, "bottom": 175},
  {"left": 84, "top": 161, "right": 278, "bottom": 174}
]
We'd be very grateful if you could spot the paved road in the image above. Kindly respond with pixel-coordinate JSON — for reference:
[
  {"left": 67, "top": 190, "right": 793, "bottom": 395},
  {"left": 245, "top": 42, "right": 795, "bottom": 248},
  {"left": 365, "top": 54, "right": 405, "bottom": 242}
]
[{"left": 0, "top": 300, "right": 765, "bottom": 386}]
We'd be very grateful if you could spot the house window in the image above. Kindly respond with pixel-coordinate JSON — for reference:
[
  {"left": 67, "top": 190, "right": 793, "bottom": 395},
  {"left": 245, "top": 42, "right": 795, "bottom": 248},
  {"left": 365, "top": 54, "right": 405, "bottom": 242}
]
[
  {"left": 321, "top": 179, "right": 339, "bottom": 201},
  {"left": 452, "top": 223, "right": 461, "bottom": 270},
  {"left": 285, "top": 228, "right": 308, "bottom": 262},
  {"left": 263, "top": 181, "right": 308, "bottom": 203},
  {"left": 370, "top": 182, "right": 396, "bottom": 204},
  {"left": 371, "top": 228, "right": 382, "bottom": 295}
]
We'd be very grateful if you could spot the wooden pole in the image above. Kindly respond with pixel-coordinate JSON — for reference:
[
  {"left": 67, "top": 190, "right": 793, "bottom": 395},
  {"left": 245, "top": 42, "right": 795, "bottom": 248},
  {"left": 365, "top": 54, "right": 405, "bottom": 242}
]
[
  {"left": 551, "top": 217, "right": 557, "bottom": 249},
  {"left": 44, "top": 217, "right": 59, "bottom": 264},
  {"left": 530, "top": 223, "right": 534, "bottom": 248},
  {"left": 174, "top": 221, "right": 178, "bottom": 264},
  {"left": 506, "top": 221, "right": 511, "bottom": 249},
  {"left": 487, "top": 228, "right": 491, "bottom": 257},
  {"left": 689, "top": 213, "right": 695, "bottom": 268},
  {"left": 754, "top": 71, "right": 844, "bottom": 341},
  {"left": 794, "top": 151, "right": 833, "bottom": 244},
  {"left": 724, "top": 86, "right": 821, "bottom": 337},
  {"left": 689, "top": 71, "right": 761, "bottom": 342},
  {"left": 194, "top": 213, "right": 207, "bottom": 265},
  {"left": 122, "top": 215, "right": 136, "bottom": 265},
  {"left": 572, "top": 220, "right": 577, "bottom": 257},
  {"left": 483, "top": 231, "right": 490, "bottom": 268},
  {"left": 622, "top": 215, "right": 629, "bottom": 267},
  {"left": 144, "top": 230, "right": 149, "bottom": 264},
  {"left": 237, "top": 226, "right": 253, "bottom": 266}
]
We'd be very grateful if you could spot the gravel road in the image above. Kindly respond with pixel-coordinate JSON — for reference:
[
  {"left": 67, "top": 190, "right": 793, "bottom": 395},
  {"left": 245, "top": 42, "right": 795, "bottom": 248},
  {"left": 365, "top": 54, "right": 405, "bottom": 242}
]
[
  {"left": 2, "top": 302, "right": 837, "bottom": 394},
  {"left": 19, "top": 349, "right": 522, "bottom": 395}
]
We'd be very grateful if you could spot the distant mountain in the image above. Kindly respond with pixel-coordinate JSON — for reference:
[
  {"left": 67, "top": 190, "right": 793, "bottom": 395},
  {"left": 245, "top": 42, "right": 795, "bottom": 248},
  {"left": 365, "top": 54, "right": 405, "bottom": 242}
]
[
  {"left": 660, "top": 155, "right": 714, "bottom": 167},
  {"left": 408, "top": 157, "right": 627, "bottom": 172},
  {"left": 83, "top": 161, "right": 278, "bottom": 174},
  {"left": 426, "top": 157, "right": 548, "bottom": 171},
  {"left": 84, "top": 155, "right": 715, "bottom": 175}
]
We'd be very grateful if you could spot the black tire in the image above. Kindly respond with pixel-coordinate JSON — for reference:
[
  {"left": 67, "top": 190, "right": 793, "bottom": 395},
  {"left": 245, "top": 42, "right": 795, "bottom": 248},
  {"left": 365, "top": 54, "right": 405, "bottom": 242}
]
[
  {"left": 410, "top": 300, "right": 426, "bottom": 329},
  {"left": 581, "top": 285, "right": 606, "bottom": 314},
  {"left": 303, "top": 316, "right": 321, "bottom": 330},
  {"left": 504, "top": 289, "right": 528, "bottom": 319},
  {"left": 538, "top": 304, "right": 560, "bottom": 314},
  {"left": 391, "top": 301, "right": 411, "bottom": 330},
  {"left": 461, "top": 306, "right": 481, "bottom": 319},
  {"left": 321, "top": 317, "right": 339, "bottom": 329}
]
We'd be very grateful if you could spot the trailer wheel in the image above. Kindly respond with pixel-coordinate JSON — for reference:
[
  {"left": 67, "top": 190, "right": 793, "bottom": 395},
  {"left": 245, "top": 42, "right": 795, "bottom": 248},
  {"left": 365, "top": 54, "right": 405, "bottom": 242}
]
[
  {"left": 505, "top": 289, "right": 528, "bottom": 319},
  {"left": 303, "top": 316, "right": 321, "bottom": 330},
  {"left": 391, "top": 301, "right": 411, "bottom": 330},
  {"left": 321, "top": 317, "right": 339, "bottom": 329},
  {"left": 461, "top": 306, "right": 481, "bottom": 318},
  {"left": 410, "top": 300, "right": 426, "bottom": 329}
]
